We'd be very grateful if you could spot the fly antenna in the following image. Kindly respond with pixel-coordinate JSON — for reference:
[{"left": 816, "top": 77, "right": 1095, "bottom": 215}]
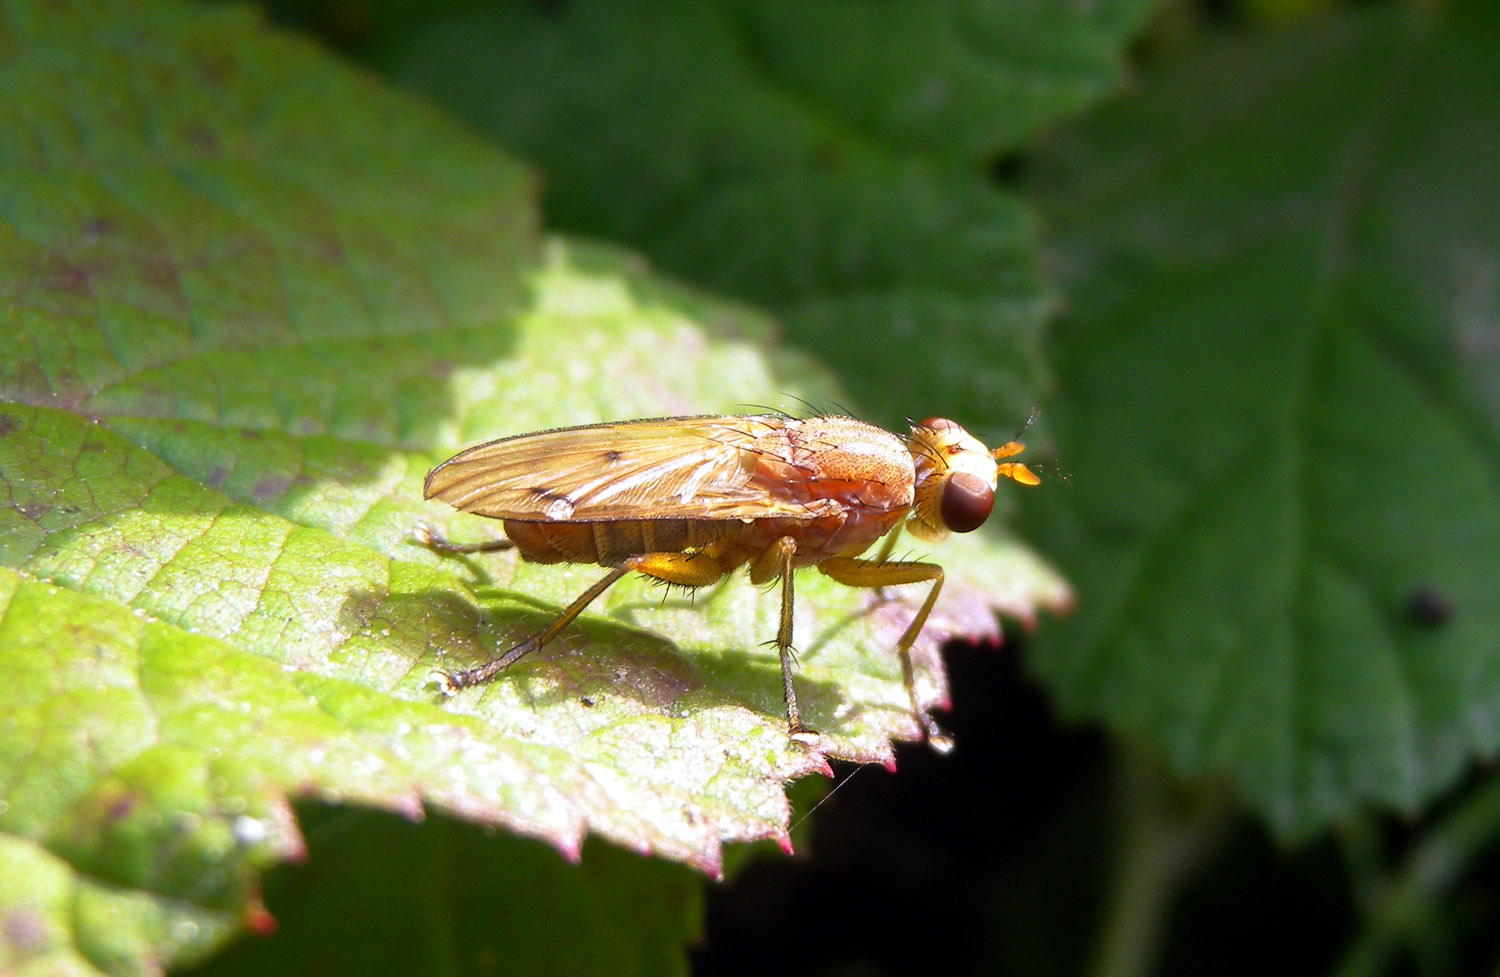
[
  {"left": 993, "top": 414, "right": 1041, "bottom": 485},
  {"left": 1013, "top": 405, "right": 1040, "bottom": 441},
  {"left": 1028, "top": 462, "right": 1072, "bottom": 485}
]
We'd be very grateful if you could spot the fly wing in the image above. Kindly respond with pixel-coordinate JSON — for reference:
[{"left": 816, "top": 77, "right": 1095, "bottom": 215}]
[{"left": 424, "top": 415, "right": 824, "bottom": 522}]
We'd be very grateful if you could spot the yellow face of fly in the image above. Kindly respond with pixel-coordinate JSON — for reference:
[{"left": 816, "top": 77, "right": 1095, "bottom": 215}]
[{"left": 905, "top": 418, "right": 1039, "bottom": 542}]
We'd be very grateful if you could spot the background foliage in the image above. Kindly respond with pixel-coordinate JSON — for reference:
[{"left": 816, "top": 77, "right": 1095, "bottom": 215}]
[{"left": 3, "top": 0, "right": 1499, "bottom": 975}]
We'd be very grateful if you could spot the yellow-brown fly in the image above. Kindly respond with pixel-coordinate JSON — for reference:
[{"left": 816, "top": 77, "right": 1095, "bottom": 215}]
[{"left": 420, "top": 413, "right": 1039, "bottom": 749}]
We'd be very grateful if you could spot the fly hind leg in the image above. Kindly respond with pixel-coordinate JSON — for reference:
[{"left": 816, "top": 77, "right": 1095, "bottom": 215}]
[
  {"left": 435, "top": 551, "right": 728, "bottom": 694},
  {"left": 414, "top": 523, "right": 515, "bottom": 555},
  {"left": 816, "top": 557, "right": 952, "bottom": 753}
]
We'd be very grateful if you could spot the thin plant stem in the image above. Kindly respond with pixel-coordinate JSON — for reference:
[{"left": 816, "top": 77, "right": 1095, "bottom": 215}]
[{"left": 1089, "top": 742, "right": 1234, "bottom": 977}]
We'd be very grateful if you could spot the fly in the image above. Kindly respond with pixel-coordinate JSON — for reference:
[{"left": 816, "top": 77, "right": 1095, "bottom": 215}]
[{"left": 420, "top": 413, "right": 1039, "bottom": 751}]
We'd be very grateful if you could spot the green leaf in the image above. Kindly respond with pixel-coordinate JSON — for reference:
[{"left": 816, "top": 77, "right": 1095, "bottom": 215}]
[
  {"left": 376, "top": 0, "right": 1155, "bottom": 430},
  {"left": 0, "top": 1, "right": 1066, "bottom": 971},
  {"left": 1025, "top": 0, "right": 1500, "bottom": 837}
]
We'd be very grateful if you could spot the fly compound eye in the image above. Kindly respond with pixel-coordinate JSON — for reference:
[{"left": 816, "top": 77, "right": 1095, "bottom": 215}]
[{"left": 939, "top": 472, "right": 994, "bottom": 533}]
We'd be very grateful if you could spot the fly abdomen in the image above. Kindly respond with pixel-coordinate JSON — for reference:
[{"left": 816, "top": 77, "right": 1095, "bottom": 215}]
[{"left": 503, "top": 519, "right": 728, "bottom": 567}]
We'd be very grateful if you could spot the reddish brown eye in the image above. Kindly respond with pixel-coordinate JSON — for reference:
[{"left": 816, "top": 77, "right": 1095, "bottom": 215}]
[
  {"left": 940, "top": 472, "right": 994, "bottom": 533},
  {"left": 920, "top": 417, "right": 961, "bottom": 432}
]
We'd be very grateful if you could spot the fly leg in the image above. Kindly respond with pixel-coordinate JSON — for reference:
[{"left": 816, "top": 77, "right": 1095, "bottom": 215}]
[
  {"left": 866, "top": 525, "right": 902, "bottom": 601},
  {"left": 435, "top": 552, "right": 727, "bottom": 694},
  {"left": 868, "top": 524, "right": 901, "bottom": 567},
  {"left": 817, "top": 557, "right": 953, "bottom": 753},
  {"left": 413, "top": 524, "right": 514, "bottom": 554},
  {"left": 749, "top": 536, "right": 817, "bottom": 742},
  {"left": 435, "top": 564, "right": 630, "bottom": 693}
]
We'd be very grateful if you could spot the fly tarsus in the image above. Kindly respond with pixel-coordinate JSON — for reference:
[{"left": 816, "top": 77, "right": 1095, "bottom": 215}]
[{"left": 433, "top": 636, "right": 539, "bottom": 695}]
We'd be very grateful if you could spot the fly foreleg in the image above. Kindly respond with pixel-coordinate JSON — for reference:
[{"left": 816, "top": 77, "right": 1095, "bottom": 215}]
[
  {"left": 816, "top": 557, "right": 953, "bottom": 753},
  {"left": 435, "top": 551, "right": 727, "bottom": 695},
  {"left": 748, "top": 536, "right": 816, "bottom": 742}
]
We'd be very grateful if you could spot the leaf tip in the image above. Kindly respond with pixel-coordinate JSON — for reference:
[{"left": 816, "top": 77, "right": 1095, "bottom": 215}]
[
  {"left": 244, "top": 900, "right": 278, "bottom": 937},
  {"left": 555, "top": 834, "right": 585, "bottom": 864}
]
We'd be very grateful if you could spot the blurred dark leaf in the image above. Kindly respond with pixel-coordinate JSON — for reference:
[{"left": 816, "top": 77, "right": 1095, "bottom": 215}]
[
  {"left": 1026, "top": 0, "right": 1500, "bottom": 837},
  {"left": 374, "top": 0, "right": 1155, "bottom": 431},
  {"left": 185, "top": 806, "right": 702, "bottom": 977}
]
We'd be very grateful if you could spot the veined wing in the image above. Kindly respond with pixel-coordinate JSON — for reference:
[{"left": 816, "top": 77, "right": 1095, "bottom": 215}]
[{"left": 424, "top": 415, "right": 827, "bottom": 522}]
